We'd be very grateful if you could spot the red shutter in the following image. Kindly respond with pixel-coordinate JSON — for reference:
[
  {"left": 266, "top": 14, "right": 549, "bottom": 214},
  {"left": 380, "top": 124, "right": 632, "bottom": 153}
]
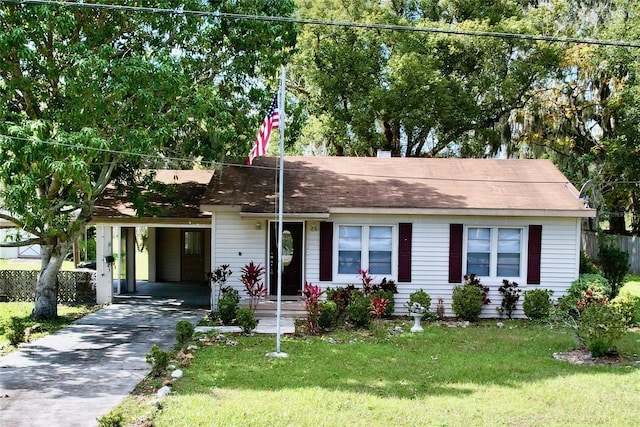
[
  {"left": 398, "top": 223, "right": 412, "bottom": 282},
  {"left": 449, "top": 224, "right": 463, "bottom": 283},
  {"left": 319, "top": 222, "right": 333, "bottom": 281},
  {"left": 527, "top": 225, "right": 542, "bottom": 285}
]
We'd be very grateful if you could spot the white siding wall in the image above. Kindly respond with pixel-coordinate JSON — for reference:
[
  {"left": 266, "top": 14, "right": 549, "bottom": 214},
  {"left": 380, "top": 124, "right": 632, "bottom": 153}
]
[
  {"left": 308, "top": 214, "right": 581, "bottom": 319},
  {"left": 212, "top": 212, "right": 582, "bottom": 319},
  {"left": 212, "top": 213, "right": 268, "bottom": 294}
]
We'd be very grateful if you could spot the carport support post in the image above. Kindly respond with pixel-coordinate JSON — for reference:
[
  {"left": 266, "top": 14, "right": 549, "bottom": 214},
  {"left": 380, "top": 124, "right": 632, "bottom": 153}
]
[{"left": 95, "top": 224, "right": 113, "bottom": 304}]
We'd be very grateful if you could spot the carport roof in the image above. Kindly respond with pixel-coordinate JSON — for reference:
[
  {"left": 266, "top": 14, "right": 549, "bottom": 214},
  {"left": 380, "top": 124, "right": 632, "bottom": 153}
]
[{"left": 93, "top": 170, "right": 213, "bottom": 221}]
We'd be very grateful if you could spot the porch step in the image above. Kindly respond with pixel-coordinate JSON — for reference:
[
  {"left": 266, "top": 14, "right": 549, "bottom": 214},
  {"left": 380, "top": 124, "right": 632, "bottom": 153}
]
[{"left": 241, "top": 297, "right": 307, "bottom": 318}]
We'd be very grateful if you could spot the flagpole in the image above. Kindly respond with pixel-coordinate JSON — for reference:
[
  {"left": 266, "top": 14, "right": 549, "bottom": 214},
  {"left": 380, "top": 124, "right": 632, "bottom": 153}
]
[{"left": 269, "top": 65, "right": 287, "bottom": 358}]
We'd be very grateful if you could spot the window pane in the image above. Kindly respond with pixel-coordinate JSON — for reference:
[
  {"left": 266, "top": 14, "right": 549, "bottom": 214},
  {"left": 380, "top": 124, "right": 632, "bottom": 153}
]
[
  {"left": 184, "top": 231, "right": 202, "bottom": 255},
  {"left": 369, "top": 226, "right": 392, "bottom": 250},
  {"left": 338, "top": 251, "right": 361, "bottom": 274},
  {"left": 339, "top": 226, "right": 361, "bottom": 274},
  {"left": 468, "top": 228, "right": 491, "bottom": 252},
  {"left": 497, "top": 253, "right": 520, "bottom": 276},
  {"left": 498, "top": 229, "right": 521, "bottom": 276},
  {"left": 369, "top": 251, "right": 391, "bottom": 274},
  {"left": 467, "top": 253, "right": 490, "bottom": 276},
  {"left": 498, "top": 229, "right": 521, "bottom": 252}
]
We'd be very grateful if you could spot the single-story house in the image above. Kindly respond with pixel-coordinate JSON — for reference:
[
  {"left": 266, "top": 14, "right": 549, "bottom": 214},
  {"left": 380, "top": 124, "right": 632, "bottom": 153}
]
[
  {"left": 0, "top": 216, "right": 41, "bottom": 259},
  {"left": 92, "top": 157, "right": 595, "bottom": 318}
]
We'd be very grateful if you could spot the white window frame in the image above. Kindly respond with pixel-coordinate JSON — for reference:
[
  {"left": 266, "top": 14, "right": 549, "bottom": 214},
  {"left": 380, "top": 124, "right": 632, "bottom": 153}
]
[
  {"left": 463, "top": 226, "right": 525, "bottom": 280},
  {"left": 334, "top": 224, "right": 397, "bottom": 281}
]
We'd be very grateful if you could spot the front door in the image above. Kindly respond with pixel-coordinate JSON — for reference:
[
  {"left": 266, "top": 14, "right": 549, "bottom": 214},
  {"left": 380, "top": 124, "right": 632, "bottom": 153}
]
[
  {"left": 269, "top": 222, "right": 303, "bottom": 296},
  {"left": 181, "top": 229, "right": 205, "bottom": 282}
]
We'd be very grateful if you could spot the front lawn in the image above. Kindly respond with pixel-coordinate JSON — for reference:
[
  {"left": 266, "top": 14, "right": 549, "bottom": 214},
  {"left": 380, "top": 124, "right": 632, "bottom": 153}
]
[
  {"left": 0, "top": 302, "right": 99, "bottom": 354},
  {"left": 112, "top": 320, "right": 640, "bottom": 427}
]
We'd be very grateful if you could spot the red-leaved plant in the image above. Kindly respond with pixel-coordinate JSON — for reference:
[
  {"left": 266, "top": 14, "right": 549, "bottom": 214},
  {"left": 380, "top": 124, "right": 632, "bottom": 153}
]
[
  {"left": 240, "top": 261, "right": 266, "bottom": 310},
  {"left": 358, "top": 268, "right": 377, "bottom": 296},
  {"left": 370, "top": 297, "right": 389, "bottom": 320},
  {"left": 301, "top": 282, "right": 326, "bottom": 334}
]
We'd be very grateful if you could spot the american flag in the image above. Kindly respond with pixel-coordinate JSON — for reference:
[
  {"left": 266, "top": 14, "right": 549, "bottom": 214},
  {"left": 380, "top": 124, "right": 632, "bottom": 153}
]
[{"left": 247, "top": 94, "right": 280, "bottom": 165}]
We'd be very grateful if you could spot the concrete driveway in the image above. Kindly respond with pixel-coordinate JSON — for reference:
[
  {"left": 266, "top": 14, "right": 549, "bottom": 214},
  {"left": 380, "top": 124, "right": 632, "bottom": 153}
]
[{"left": 0, "top": 301, "right": 206, "bottom": 427}]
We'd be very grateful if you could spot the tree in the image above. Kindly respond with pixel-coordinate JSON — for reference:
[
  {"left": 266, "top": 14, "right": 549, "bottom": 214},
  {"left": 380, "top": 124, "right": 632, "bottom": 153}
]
[
  {"left": 0, "top": 0, "right": 297, "bottom": 319},
  {"left": 292, "top": 0, "right": 564, "bottom": 157}
]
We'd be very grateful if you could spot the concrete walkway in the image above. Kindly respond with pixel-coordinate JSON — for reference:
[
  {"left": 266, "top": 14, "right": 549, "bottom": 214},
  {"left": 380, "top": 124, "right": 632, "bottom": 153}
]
[{"left": 0, "top": 301, "right": 294, "bottom": 427}]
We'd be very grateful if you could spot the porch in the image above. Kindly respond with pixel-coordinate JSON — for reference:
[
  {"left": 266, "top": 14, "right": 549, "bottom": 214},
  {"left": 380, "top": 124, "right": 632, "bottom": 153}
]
[{"left": 114, "top": 281, "right": 306, "bottom": 318}]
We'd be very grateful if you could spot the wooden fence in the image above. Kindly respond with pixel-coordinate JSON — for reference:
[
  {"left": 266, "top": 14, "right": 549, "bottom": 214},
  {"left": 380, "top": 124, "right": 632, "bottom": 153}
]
[
  {"left": 582, "top": 231, "right": 640, "bottom": 274},
  {"left": 0, "top": 270, "right": 96, "bottom": 303}
]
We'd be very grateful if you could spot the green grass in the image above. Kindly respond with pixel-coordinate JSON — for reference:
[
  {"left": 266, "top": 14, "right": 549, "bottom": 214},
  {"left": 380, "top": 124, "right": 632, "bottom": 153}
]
[
  {"left": 0, "top": 302, "right": 99, "bottom": 354},
  {"left": 110, "top": 320, "right": 640, "bottom": 427},
  {"left": 0, "top": 259, "right": 75, "bottom": 271}
]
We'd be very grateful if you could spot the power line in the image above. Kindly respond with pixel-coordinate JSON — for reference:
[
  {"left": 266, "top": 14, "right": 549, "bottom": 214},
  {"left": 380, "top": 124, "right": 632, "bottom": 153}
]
[
  {"left": 0, "top": 133, "right": 615, "bottom": 186},
  {"left": 5, "top": 0, "right": 640, "bottom": 49}
]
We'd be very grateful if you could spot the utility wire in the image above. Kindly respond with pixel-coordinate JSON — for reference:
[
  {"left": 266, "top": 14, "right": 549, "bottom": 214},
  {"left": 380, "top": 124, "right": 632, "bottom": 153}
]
[
  {"left": 5, "top": 0, "right": 640, "bottom": 49},
  {"left": 1, "top": 133, "right": 632, "bottom": 187}
]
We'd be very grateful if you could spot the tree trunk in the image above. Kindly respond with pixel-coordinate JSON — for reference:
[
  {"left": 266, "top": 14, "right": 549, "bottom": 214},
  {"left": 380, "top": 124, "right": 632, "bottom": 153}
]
[{"left": 32, "top": 242, "right": 70, "bottom": 320}]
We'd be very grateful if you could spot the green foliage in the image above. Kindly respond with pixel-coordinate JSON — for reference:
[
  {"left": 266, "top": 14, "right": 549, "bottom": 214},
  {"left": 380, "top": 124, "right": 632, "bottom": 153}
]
[
  {"left": 580, "top": 251, "right": 598, "bottom": 274},
  {"left": 217, "top": 287, "right": 240, "bottom": 326},
  {"left": 175, "top": 320, "right": 195, "bottom": 347},
  {"left": 317, "top": 301, "right": 338, "bottom": 330},
  {"left": 235, "top": 308, "right": 257, "bottom": 334},
  {"left": 577, "top": 302, "right": 628, "bottom": 358},
  {"left": 408, "top": 289, "right": 432, "bottom": 311},
  {"left": 146, "top": 344, "right": 171, "bottom": 377},
  {"left": 522, "top": 289, "right": 554, "bottom": 321},
  {"left": 326, "top": 285, "right": 356, "bottom": 318},
  {"left": 598, "top": 244, "right": 629, "bottom": 299},
  {"left": 0, "top": 0, "right": 298, "bottom": 319},
  {"left": 557, "top": 274, "right": 611, "bottom": 316},
  {"left": 96, "top": 412, "right": 124, "bottom": 427},
  {"left": 463, "top": 274, "right": 491, "bottom": 304},
  {"left": 5, "top": 317, "right": 26, "bottom": 346},
  {"left": 497, "top": 280, "right": 521, "bottom": 319},
  {"left": 346, "top": 291, "right": 372, "bottom": 328},
  {"left": 451, "top": 284, "right": 484, "bottom": 322},
  {"left": 611, "top": 293, "right": 640, "bottom": 327}
]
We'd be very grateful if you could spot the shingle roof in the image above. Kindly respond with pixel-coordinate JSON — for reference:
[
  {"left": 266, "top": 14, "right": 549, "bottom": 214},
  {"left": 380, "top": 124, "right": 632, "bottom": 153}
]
[
  {"left": 93, "top": 170, "right": 213, "bottom": 220},
  {"left": 200, "top": 157, "right": 594, "bottom": 217}
]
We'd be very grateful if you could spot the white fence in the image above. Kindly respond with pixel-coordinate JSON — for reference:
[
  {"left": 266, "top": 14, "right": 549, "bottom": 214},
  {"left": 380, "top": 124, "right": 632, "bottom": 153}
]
[{"left": 582, "top": 231, "right": 640, "bottom": 274}]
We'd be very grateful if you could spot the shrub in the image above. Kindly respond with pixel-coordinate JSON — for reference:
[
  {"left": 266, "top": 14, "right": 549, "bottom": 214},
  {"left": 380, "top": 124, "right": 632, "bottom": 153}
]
[
  {"left": 370, "top": 297, "right": 389, "bottom": 320},
  {"left": 598, "top": 244, "right": 629, "bottom": 299},
  {"left": 580, "top": 251, "right": 598, "bottom": 274},
  {"left": 146, "top": 344, "right": 171, "bottom": 377},
  {"left": 318, "top": 301, "right": 338, "bottom": 330},
  {"left": 408, "top": 289, "right": 431, "bottom": 311},
  {"left": 557, "top": 274, "right": 611, "bottom": 316},
  {"left": 522, "top": 289, "right": 554, "bottom": 321},
  {"left": 577, "top": 302, "right": 628, "bottom": 357},
  {"left": 240, "top": 261, "right": 267, "bottom": 309},
  {"left": 346, "top": 291, "right": 372, "bottom": 328},
  {"left": 236, "top": 308, "right": 257, "bottom": 333},
  {"left": 379, "top": 278, "right": 398, "bottom": 294},
  {"left": 6, "top": 317, "right": 26, "bottom": 346},
  {"left": 218, "top": 287, "right": 240, "bottom": 326},
  {"left": 97, "top": 412, "right": 124, "bottom": 427},
  {"left": 175, "top": 320, "right": 195, "bottom": 346},
  {"left": 327, "top": 285, "right": 356, "bottom": 318},
  {"left": 301, "top": 282, "right": 326, "bottom": 334},
  {"left": 371, "top": 290, "right": 394, "bottom": 316},
  {"left": 497, "top": 280, "right": 521, "bottom": 319},
  {"left": 464, "top": 274, "right": 490, "bottom": 304},
  {"left": 451, "top": 284, "right": 484, "bottom": 322},
  {"left": 611, "top": 292, "right": 640, "bottom": 327}
]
